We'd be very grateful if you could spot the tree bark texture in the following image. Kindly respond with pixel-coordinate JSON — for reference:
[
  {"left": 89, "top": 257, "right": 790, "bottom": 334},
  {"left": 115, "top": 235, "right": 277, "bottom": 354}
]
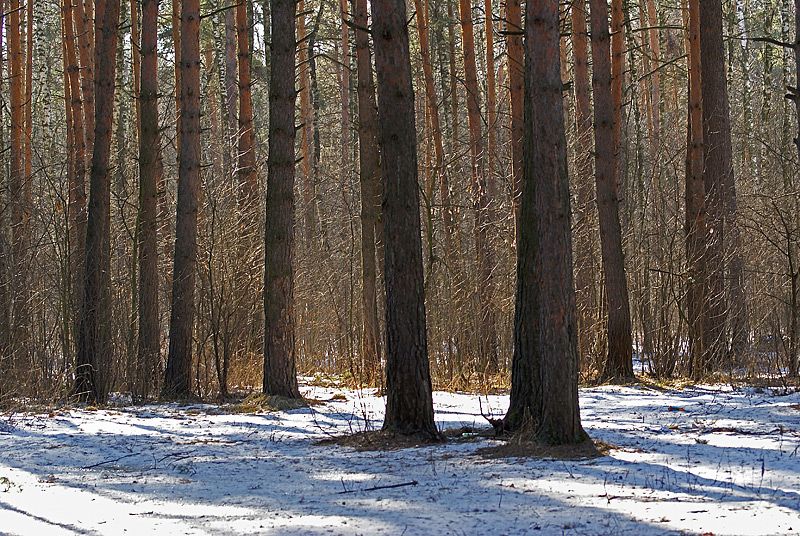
[
  {"left": 590, "top": 0, "right": 634, "bottom": 380},
  {"left": 164, "top": 0, "right": 201, "bottom": 399},
  {"left": 352, "top": 0, "right": 382, "bottom": 385},
  {"left": 505, "top": 0, "right": 586, "bottom": 445},
  {"left": 699, "top": 0, "right": 736, "bottom": 370},
  {"left": 373, "top": 0, "right": 438, "bottom": 438},
  {"left": 75, "top": 0, "right": 121, "bottom": 403},
  {"left": 685, "top": 0, "right": 707, "bottom": 377},
  {"left": 263, "top": 0, "right": 301, "bottom": 399},
  {"left": 137, "top": 0, "right": 161, "bottom": 399}
]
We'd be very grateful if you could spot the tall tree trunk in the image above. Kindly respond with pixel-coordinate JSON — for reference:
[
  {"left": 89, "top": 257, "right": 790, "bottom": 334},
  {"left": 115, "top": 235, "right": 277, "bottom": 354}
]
[
  {"left": 685, "top": 0, "right": 707, "bottom": 378},
  {"left": 63, "top": 0, "right": 88, "bottom": 362},
  {"left": 590, "top": 0, "right": 633, "bottom": 380},
  {"left": 373, "top": 0, "right": 438, "bottom": 439},
  {"left": 571, "top": 0, "right": 597, "bottom": 369},
  {"left": 8, "top": 0, "right": 24, "bottom": 364},
  {"left": 506, "top": 0, "right": 523, "bottom": 234},
  {"left": 297, "top": 0, "right": 313, "bottom": 244},
  {"left": 75, "top": 0, "right": 122, "bottom": 404},
  {"left": 699, "top": 0, "right": 736, "bottom": 370},
  {"left": 137, "top": 0, "right": 161, "bottom": 400},
  {"left": 263, "top": 0, "right": 301, "bottom": 399},
  {"left": 338, "top": 0, "right": 350, "bottom": 196},
  {"left": 163, "top": 0, "right": 200, "bottom": 399},
  {"left": 237, "top": 0, "right": 257, "bottom": 203},
  {"left": 351, "top": 0, "right": 382, "bottom": 385},
  {"left": 73, "top": 0, "right": 95, "bottom": 161},
  {"left": 458, "top": 0, "right": 496, "bottom": 372},
  {"left": 484, "top": 0, "right": 496, "bottom": 197},
  {"left": 504, "top": 0, "right": 586, "bottom": 445}
]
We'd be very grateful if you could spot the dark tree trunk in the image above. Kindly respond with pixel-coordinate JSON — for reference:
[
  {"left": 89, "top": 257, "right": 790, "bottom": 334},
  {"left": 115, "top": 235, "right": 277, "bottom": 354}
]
[
  {"left": 589, "top": 0, "right": 633, "bottom": 380},
  {"left": 263, "top": 0, "right": 301, "bottom": 399},
  {"left": 352, "top": 0, "right": 382, "bottom": 385},
  {"left": 503, "top": 0, "right": 587, "bottom": 445},
  {"left": 73, "top": 0, "right": 94, "bottom": 160},
  {"left": 137, "top": 0, "right": 161, "bottom": 400},
  {"left": 75, "top": 0, "right": 122, "bottom": 404},
  {"left": 699, "top": 0, "right": 740, "bottom": 370},
  {"left": 373, "top": 0, "right": 438, "bottom": 439},
  {"left": 163, "top": 0, "right": 201, "bottom": 400}
]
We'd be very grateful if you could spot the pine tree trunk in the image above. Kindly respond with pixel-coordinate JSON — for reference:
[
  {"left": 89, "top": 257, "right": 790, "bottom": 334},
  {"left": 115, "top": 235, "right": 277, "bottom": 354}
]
[
  {"left": 75, "top": 0, "right": 122, "bottom": 404},
  {"left": 504, "top": 0, "right": 586, "bottom": 445},
  {"left": 237, "top": 0, "right": 257, "bottom": 204},
  {"left": 506, "top": 0, "right": 523, "bottom": 234},
  {"left": 63, "top": 0, "right": 88, "bottom": 363},
  {"left": 699, "top": 0, "right": 735, "bottom": 371},
  {"left": 685, "top": 0, "right": 707, "bottom": 378},
  {"left": 352, "top": 0, "right": 382, "bottom": 385},
  {"left": 137, "top": 0, "right": 161, "bottom": 400},
  {"left": 164, "top": 0, "right": 201, "bottom": 399},
  {"left": 297, "top": 0, "right": 314, "bottom": 244},
  {"left": 373, "top": 0, "right": 438, "bottom": 439},
  {"left": 263, "top": 0, "right": 301, "bottom": 399},
  {"left": 590, "top": 0, "right": 633, "bottom": 380}
]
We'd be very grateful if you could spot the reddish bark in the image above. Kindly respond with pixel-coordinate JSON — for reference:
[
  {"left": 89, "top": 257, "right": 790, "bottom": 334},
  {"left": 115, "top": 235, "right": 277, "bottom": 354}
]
[{"left": 237, "top": 0, "right": 257, "bottom": 204}]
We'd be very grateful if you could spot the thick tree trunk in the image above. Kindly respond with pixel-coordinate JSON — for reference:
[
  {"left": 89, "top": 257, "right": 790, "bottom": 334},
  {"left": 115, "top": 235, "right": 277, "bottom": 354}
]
[
  {"left": 373, "top": 0, "right": 438, "bottom": 439},
  {"left": 699, "top": 0, "right": 736, "bottom": 371},
  {"left": 163, "top": 0, "right": 200, "bottom": 399},
  {"left": 137, "top": 0, "right": 161, "bottom": 400},
  {"left": 75, "top": 0, "right": 121, "bottom": 404},
  {"left": 352, "top": 0, "right": 382, "bottom": 385},
  {"left": 590, "top": 0, "right": 633, "bottom": 380},
  {"left": 504, "top": 0, "right": 586, "bottom": 445},
  {"left": 263, "top": 0, "right": 301, "bottom": 399},
  {"left": 237, "top": 0, "right": 257, "bottom": 204}
]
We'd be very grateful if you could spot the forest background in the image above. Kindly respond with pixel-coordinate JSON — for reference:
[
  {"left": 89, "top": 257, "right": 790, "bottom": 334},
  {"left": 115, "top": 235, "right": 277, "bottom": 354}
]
[{"left": 0, "top": 0, "right": 798, "bottom": 407}]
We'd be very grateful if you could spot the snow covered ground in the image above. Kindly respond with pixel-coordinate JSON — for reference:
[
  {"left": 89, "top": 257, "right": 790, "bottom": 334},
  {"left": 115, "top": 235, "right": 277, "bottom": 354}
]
[{"left": 1, "top": 380, "right": 799, "bottom": 536}]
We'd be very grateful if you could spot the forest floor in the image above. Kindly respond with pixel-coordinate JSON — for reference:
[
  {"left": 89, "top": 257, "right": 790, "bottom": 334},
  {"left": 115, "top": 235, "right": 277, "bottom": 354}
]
[{"left": 0, "top": 377, "right": 799, "bottom": 536}]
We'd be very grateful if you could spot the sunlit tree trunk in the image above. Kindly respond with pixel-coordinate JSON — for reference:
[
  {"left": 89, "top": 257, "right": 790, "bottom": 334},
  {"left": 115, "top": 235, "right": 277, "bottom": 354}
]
[
  {"left": 237, "top": 0, "right": 257, "bottom": 203},
  {"left": 224, "top": 2, "right": 238, "bottom": 184},
  {"left": 685, "top": 0, "right": 707, "bottom": 377},
  {"left": 297, "top": 0, "right": 313, "bottom": 244},
  {"left": 373, "top": 0, "right": 438, "bottom": 438},
  {"left": 75, "top": 0, "right": 122, "bottom": 403},
  {"left": 164, "top": 0, "right": 200, "bottom": 399},
  {"left": 137, "top": 0, "right": 161, "bottom": 400},
  {"left": 63, "top": 0, "right": 88, "bottom": 361},
  {"left": 590, "top": 0, "right": 633, "bottom": 380},
  {"left": 263, "top": 0, "right": 301, "bottom": 399},
  {"left": 73, "top": 0, "right": 95, "bottom": 161}
]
